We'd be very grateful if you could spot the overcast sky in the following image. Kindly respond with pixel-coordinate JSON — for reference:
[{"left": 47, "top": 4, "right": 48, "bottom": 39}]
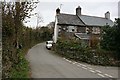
[{"left": 4, "top": 0, "right": 119, "bottom": 28}]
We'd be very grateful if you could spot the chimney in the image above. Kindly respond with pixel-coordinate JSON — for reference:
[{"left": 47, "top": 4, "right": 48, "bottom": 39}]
[
  {"left": 105, "top": 11, "right": 110, "bottom": 19},
  {"left": 76, "top": 6, "right": 81, "bottom": 16},
  {"left": 56, "top": 8, "right": 60, "bottom": 15}
]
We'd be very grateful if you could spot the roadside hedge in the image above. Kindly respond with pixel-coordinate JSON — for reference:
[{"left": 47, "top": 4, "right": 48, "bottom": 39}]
[{"left": 54, "top": 39, "right": 120, "bottom": 67}]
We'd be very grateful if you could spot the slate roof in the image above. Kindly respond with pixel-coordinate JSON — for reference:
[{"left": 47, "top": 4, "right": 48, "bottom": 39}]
[
  {"left": 57, "top": 13, "right": 114, "bottom": 27},
  {"left": 78, "top": 15, "right": 114, "bottom": 27},
  {"left": 57, "top": 13, "right": 85, "bottom": 26}
]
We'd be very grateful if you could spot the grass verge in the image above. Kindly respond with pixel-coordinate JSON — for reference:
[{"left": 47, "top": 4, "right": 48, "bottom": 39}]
[{"left": 10, "top": 49, "right": 29, "bottom": 78}]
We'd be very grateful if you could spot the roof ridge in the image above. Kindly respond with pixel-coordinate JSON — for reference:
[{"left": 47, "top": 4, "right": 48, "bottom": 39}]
[
  {"left": 60, "top": 13, "right": 76, "bottom": 16},
  {"left": 60, "top": 13, "right": 112, "bottom": 21},
  {"left": 81, "top": 14, "right": 107, "bottom": 19},
  {"left": 60, "top": 12, "right": 113, "bottom": 22},
  {"left": 81, "top": 14, "right": 113, "bottom": 22}
]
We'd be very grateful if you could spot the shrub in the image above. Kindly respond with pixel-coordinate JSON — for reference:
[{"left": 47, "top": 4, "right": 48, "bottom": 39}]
[{"left": 54, "top": 39, "right": 120, "bottom": 66}]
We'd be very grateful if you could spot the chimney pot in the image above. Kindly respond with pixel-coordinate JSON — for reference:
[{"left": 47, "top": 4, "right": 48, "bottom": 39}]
[
  {"left": 76, "top": 6, "right": 81, "bottom": 16},
  {"left": 56, "top": 8, "right": 60, "bottom": 15},
  {"left": 105, "top": 11, "right": 110, "bottom": 19}
]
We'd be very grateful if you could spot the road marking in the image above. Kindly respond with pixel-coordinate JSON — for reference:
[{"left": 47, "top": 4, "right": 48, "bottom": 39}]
[
  {"left": 95, "top": 70, "right": 102, "bottom": 73},
  {"left": 87, "top": 67, "right": 93, "bottom": 70},
  {"left": 68, "top": 60, "right": 72, "bottom": 63},
  {"left": 81, "top": 67, "right": 87, "bottom": 70},
  {"left": 78, "top": 64, "right": 86, "bottom": 67},
  {"left": 63, "top": 58, "right": 79, "bottom": 64},
  {"left": 72, "top": 62, "right": 76, "bottom": 64},
  {"left": 63, "top": 58, "right": 73, "bottom": 63},
  {"left": 104, "top": 74, "right": 113, "bottom": 78},
  {"left": 89, "top": 70, "right": 95, "bottom": 73},
  {"left": 82, "top": 65, "right": 86, "bottom": 67},
  {"left": 65, "top": 59, "right": 69, "bottom": 61},
  {"left": 97, "top": 73, "right": 105, "bottom": 77},
  {"left": 75, "top": 62, "right": 78, "bottom": 64},
  {"left": 63, "top": 58, "right": 113, "bottom": 78},
  {"left": 78, "top": 63, "right": 82, "bottom": 66},
  {"left": 77, "top": 64, "right": 81, "bottom": 67},
  {"left": 72, "top": 61, "right": 77, "bottom": 64},
  {"left": 74, "top": 61, "right": 77, "bottom": 63},
  {"left": 63, "top": 58, "right": 66, "bottom": 60}
]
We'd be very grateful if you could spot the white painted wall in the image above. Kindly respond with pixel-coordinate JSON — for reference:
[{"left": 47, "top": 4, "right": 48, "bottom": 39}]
[{"left": 53, "top": 16, "right": 58, "bottom": 43}]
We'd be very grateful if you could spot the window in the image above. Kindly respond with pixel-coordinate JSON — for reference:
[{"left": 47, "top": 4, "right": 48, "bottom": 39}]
[
  {"left": 68, "top": 26, "right": 76, "bottom": 32},
  {"left": 63, "top": 28, "right": 66, "bottom": 30},
  {"left": 59, "top": 29, "right": 61, "bottom": 32},
  {"left": 92, "top": 27, "right": 100, "bottom": 34},
  {"left": 58, "top": 26, "right": 61, "bottom": 32},
  {"left": 86, "top": 27, "right": 89, "bottom": 33},
  {"left": 72, "top": 29, "right": 75, "bottom": 32}
]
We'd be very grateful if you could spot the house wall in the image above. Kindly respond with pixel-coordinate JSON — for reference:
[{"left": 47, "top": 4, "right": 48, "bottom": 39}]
[
  {"left": 59, "top": 25, "right": 86, "bottom": 33},
  {"left": 85, "top": 26, "right": 101, "bottom": 34},
  {"left": 68, "top": 26, "right": 77, "bottom": 32},
  {"left": 77, "top": 26, "right": 86, "bottom": 33},
  {"left": 55, "top": 23, "right": 101, "bottom": 44},
  {"left": 53, "top": 16, "right": 59, "bottom": 43},
  {"left": 58, "top": 25, "right": 76, "bottom": 39},
  {"left": 92, "top": 27, "right": 100, "bottom": 34},
  {"left": 86, "top": 26, "right": 101, "bottom": 47},
  {"left": 58, "top": 25, "right": 70, "bottom": 39},
  {"left": 58, "top": 25, "right": 89, "bottom": 40}
]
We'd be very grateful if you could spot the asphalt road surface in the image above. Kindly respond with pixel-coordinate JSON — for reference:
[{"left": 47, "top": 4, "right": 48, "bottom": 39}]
[{"left": 26, "top": 43, "right": 119, "bottom": 78}]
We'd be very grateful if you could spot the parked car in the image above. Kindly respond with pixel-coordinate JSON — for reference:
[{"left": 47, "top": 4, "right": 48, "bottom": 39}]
[{"left": 46, "top": 41, "right": 53, "bottom": 50}]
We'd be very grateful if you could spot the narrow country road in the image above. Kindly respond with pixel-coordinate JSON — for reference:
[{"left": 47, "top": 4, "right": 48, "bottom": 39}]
[{"left": 26, "top": 42, "right": 119, "bottom": 78}]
